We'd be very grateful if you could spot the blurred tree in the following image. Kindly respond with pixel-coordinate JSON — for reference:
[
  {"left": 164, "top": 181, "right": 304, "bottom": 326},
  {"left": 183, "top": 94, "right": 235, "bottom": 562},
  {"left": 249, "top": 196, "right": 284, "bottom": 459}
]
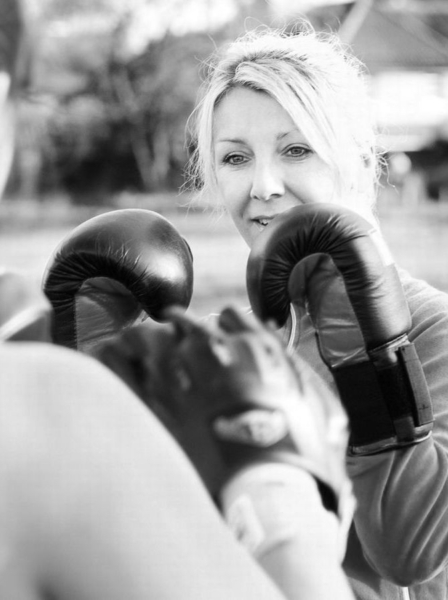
[
  {"left": 12, "top": 0, "right": 227, "bottom": 201},
  {"left": 111, "top": 30, "right": 216, "bottom": 190},
  {"left": 8, "top": 94, "right": 55, "bottom": 199}
]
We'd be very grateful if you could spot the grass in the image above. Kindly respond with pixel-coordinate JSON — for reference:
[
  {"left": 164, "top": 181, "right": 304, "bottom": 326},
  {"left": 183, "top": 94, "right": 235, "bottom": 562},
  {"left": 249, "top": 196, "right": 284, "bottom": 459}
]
[{"left": 1, "top": 191, "right": 448, "bottom": 318}]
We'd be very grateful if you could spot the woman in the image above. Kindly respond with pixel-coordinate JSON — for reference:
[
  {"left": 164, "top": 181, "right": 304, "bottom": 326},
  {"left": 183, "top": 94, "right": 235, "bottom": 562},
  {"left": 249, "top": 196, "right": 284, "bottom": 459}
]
[{"left": 186, "top": 24, "right": 448, "bottom": 600}]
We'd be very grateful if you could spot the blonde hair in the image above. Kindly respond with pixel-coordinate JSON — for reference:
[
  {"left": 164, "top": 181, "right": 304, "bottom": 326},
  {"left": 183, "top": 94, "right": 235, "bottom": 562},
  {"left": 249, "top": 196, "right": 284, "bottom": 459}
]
[{"left": 186, "top": 24, "right": 380, "bottom": 214}]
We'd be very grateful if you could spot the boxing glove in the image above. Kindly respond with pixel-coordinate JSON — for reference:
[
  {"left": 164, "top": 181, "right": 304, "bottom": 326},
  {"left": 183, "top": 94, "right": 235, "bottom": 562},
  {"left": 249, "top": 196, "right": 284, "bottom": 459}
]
[
  {"left": 42, "top": 209, "right": 193, "bottom": 352},
  {"left": 0, "top": 269, "right": 53, "bottom": 342},
  {"left": 93, "top": 306, "right": 354, "bottom": 534},
  {"left": 247, "top": 203, "right": 433, "bottom": 456}
]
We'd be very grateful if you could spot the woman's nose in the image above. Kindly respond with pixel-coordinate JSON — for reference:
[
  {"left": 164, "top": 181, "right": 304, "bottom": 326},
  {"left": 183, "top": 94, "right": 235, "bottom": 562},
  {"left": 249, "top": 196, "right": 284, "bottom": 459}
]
[{"left": 250, "top": 164, "right": 285, "bottom": 201}]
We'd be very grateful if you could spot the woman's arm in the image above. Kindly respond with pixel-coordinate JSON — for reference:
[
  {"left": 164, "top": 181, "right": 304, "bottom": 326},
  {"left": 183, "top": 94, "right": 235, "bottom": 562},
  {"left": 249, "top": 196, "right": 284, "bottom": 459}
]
[{"left": 347, "top": 275, "right": 448, "bottom": 585}]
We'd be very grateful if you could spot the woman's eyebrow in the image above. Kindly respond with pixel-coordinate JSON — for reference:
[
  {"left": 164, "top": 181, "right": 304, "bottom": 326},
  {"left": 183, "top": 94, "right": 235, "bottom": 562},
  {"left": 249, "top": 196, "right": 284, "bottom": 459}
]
[
  {"left": 215, "top": 137, "right": 246, "bottom": 144},
  {"left": 216, "top": 131, "right": 300, "bottom": 144},
  {"left": 215, "top": 128, "right": 303, "bottom": 145},
  {"left": 277, "top": 129, "right": 301, "bottom": 140}
]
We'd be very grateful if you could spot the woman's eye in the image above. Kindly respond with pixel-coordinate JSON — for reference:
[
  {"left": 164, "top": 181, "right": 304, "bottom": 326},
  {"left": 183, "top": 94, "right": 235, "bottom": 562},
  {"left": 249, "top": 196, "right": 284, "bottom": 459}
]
[
  {"left": 285, "top": 146, "right": 311, "bottom": 159},
  {"left": 223, "top": 153, "right": 247, "bottom": 166}
]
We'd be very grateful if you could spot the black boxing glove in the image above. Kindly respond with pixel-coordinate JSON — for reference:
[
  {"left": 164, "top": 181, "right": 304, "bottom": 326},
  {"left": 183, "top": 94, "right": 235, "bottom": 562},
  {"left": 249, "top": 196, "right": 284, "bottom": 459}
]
[
  {"left": 94, "top": 306, "right": 355, "bottom": 539},
  {"left": 42, "top": 209, "right": 193, "bottom": 352},
  {"left": 247, "top": 204, "right": 433, "bottom": 456},
  {"left": 0, "top": 269, "right": 52, "bottom": 342}
]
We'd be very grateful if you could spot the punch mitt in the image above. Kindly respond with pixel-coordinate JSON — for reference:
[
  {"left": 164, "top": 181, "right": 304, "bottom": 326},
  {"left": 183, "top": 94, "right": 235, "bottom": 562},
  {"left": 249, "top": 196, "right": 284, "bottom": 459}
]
[
  {"left": 0, "top": 269, "right": 52, "bottom": 342},
  {"left": 42, "top": 209, "right": 193, "bottom": 352},
  {"left": 94, "top": 306, "right": 355, "bottom": 534},
  {"left": 246, "top": 203, "right": 433, "bottom": 456}
]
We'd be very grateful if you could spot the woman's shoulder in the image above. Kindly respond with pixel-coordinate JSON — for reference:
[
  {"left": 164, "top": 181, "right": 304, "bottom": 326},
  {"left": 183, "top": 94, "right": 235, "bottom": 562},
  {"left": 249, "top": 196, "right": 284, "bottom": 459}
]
[
  {"left": 398, "top": 267, "right": 448, "bottom": 340},
  {"left": 399, "top": 267, "right": 448, "bottom": 311}
]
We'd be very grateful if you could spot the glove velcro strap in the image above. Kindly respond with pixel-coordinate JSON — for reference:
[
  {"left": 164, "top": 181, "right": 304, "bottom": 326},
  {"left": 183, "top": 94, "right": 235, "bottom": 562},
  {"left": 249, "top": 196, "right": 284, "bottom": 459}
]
[{"left": 333, "top": 342, "right": 433, "bottom": 455}]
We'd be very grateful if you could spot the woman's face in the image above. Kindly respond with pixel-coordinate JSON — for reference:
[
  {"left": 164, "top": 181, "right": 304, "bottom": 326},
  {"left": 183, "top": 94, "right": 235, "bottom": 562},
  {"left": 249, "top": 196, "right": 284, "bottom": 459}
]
[{"left": 213, "top": 86, "right": 344, "bottom": 248}]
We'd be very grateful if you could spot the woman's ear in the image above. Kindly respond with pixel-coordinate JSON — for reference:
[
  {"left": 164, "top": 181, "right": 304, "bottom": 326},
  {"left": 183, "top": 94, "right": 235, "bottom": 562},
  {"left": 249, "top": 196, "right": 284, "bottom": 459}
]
[
  {"left": 347, "top": 154, "right": 378, "bottom": 228},
  {"left": 357, "top": 154, "right": 376, "bottom": 195}
]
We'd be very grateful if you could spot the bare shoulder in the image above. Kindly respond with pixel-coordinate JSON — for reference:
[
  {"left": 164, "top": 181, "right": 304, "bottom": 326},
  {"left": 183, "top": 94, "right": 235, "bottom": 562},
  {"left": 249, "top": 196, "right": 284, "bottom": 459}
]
[
  {"left": 0, "top": 341, "right": 135, "bottom": 404},
  {"left": 0, "top": 342, "right": 201, "bottom": 581},
  {"left": 0, "top": 344, "right": 141, "bottom": 489},
  {"left": 0, "top": 341, "right": 211, "bottom": 498},
  {"left": 0, "top": 341, "right": 204, "bottom": 517},
  {"left": 0, "top": 343, "right": 141, "bottom": 454},
  {"left": 0, "top": 341, "right": 183, "bottom": 465}
]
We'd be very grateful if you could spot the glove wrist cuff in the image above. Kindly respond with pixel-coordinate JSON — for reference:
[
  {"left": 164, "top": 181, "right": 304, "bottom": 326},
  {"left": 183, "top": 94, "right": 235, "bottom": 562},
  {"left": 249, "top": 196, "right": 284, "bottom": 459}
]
[{"left": 334, "top": 340, "right": 433, "bottom": 455}]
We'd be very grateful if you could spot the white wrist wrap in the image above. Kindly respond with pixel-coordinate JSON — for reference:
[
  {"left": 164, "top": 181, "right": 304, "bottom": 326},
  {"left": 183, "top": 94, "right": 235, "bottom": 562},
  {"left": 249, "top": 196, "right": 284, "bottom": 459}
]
[{"left": 220, "top": 463, "right": 313, "bottom": 558}]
